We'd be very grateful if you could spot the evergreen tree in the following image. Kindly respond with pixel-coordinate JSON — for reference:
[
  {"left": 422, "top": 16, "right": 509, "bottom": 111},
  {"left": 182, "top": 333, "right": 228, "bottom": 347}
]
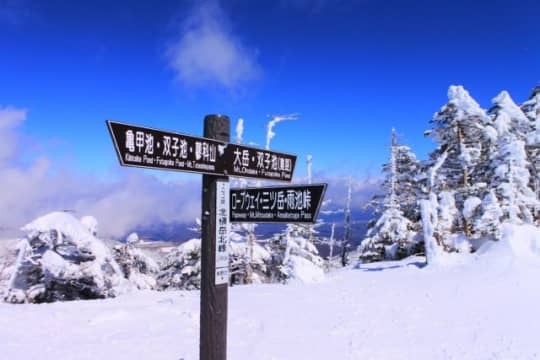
[
  {"left": 229, "top": 223, "right": 271, "bottom": 285},
  {"left": 521, "top": 85, "right": 540, "bottom": 123},
  {"left": 487, "top": 91, "right": 539, "bottom": 224},
  {"left": 4, "top": 212, "right": 127, "bottom": 304},
  {"left": 268, "top": 224, "right": 324, "bottom": 283},
  {"left": 360, "top": 130, "right": 417, "bottom": 263},
  {"left": 424, "top": 85, "right": 493, "bottom": 240},
  {"left": 157, "top": 219, "right": 201, "bottom": 290},
  {"left": 112, "top": 234, "right": 159, "bottom": 290},
  {"left": 474, "top": 190, "right": 503, "bottom": 239},
  {"left": 522, "top": 86, "right": 540, "bottom": 198},
  {"left": 157, "top": 238, "right": 201, "bottom": 290}
]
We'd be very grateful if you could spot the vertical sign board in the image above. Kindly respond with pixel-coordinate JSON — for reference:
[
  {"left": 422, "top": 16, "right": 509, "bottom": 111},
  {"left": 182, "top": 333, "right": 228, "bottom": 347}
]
[
  {"left": 215, "top": 181, "right": 230, "bottom": 285},
  {"left": 230, "top": 184, "right": 327, "bottom": 223}
]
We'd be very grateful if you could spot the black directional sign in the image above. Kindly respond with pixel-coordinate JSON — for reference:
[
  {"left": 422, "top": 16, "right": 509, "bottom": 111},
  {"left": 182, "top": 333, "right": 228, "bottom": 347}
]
[
  {"left": 107, "top": 120, "right": 296, "bottom": 182},
  {"left": 230, "top": 184, "right": 327, "bottom": 223}
]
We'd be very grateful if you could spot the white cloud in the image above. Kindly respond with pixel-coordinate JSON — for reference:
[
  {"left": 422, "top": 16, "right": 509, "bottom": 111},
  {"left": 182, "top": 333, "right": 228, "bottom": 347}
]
[
  {"left": 166, "top": 0, "right": 261, "bottom": 90},
  {"left": 0, "top": 105, "right": 201, "bottom": 238}
]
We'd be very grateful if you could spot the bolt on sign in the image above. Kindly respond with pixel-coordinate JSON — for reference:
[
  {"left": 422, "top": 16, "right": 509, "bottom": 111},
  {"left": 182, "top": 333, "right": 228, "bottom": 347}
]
[
  {"left": 230, "top": 184, "right": 327, "bottom": 223},
  {"left": 107, "top": 120, "right": 296, "bottom": 182}
]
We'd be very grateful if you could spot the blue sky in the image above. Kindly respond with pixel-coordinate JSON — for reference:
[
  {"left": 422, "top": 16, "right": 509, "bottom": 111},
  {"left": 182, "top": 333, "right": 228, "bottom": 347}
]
[{"left": 1, "top": 0, "right": 539, "bottom": 236}]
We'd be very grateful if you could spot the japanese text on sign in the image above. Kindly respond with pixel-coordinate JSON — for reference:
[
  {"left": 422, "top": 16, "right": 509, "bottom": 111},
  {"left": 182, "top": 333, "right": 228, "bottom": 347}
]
[
  {"left": 230, "top": 184, "right": 327, "bottom": 224},
  {"left": 215, "top": 181, "right": 230, "bottom": 285},
  {"left": 107, "top": 120, "right": 297, "bottom": 182}
]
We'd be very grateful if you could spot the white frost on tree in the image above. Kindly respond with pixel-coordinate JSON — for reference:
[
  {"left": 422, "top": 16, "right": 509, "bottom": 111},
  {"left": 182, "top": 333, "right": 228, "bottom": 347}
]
[
  {"left": 229, "top": 223, "right": 271, "bottom": 285},
  {"left": 235, "top": 118, "right": 244, "bottom": 145},
  {"left": 112, "top": 233, "right": 159, "bottom": 290},
  {"left": 475, "top": 190, "right": 503, "bottom": 240},
  {"left": 424, "top": 85, "right": 492, "bottom": 241},
  {"left": 488, "top": 91, "right": 539, "bottom": 224},
  {"left": 269, "top": 225, "right": 324, "bottom": 283},
  {"left": 157, "top": 238, "right": 201, "bottom": 290},
  {"left": 360, "top": 130, "right": 417, "bottom": 263},
  {"left": 80, "top": 216, "right": 98, "bottom": 237},
  {"left": 265, "top": 113, "right": 298, "bottom": 150}
]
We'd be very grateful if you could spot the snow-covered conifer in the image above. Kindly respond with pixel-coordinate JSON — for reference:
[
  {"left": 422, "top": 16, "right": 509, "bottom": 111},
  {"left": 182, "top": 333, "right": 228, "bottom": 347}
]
[
  {"left": 424, "top": 85, "right": 492, "bottom": 239},
  {"left": 4, "top": 212, "right": 128, "bottom": 303},
  {"left": 229, "top": 224, "right": 271, "bottom": 285},
  {"left": 112, "top": 234, "right": 159, "bottom": 290},
  {"left": 488, "top": 91, "right": 539, "bottom": 224},
  {"left": 360, "top": 131, "right": 417, "bottom": 262},
  {"left": 522, "top": 86, "right": 540, "bottom": 198},
  {"left": 269, "top": 225, "right": 324, "bottom": 283},
  {"left": 474, "top": 190, "right": 503, "bottom": 239},
  {"left": 157, "top": 238, "right": 201, "bottom": 290}
]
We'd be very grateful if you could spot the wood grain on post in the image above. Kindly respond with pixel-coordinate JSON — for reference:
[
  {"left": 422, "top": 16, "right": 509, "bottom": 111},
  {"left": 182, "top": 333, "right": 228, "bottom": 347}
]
[{"left": 200, "top": 115, "right": 230, "bottom": 360}]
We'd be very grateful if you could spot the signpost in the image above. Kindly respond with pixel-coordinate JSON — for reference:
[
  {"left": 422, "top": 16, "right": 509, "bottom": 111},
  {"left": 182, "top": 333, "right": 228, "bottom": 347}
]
[
  {"left": 106, "top": 116, "right": 325, "bottom": 360},
  {"left": 107, "top": 120, "right": 296, "bottom": 182},
  {"left": 230, "top": 184, "right": 327, "bottom": 223}
]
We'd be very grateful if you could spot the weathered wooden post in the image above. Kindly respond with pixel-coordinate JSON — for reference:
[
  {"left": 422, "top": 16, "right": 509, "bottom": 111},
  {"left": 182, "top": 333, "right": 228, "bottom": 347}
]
[{"left": 200, "top": 115, "right": 230, "bottom": 360}]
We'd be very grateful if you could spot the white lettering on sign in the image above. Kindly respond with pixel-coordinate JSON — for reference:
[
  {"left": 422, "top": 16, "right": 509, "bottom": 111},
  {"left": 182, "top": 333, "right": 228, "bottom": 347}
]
[
  {"left": 215, "top": 181, "right": 230, "bottom": 285},
  {"left": 231, "top": 189, "right": 312, "bottom": 212}
]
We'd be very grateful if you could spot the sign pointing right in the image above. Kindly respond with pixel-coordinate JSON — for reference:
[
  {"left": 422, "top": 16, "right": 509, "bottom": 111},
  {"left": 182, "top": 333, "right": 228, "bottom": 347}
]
[{"left": 230, "top": 184, "right": 327, "bottom": 224}]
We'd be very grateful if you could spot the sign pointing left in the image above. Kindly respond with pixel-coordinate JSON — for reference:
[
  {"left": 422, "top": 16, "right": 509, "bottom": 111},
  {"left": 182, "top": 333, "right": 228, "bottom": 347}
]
[
  {"left": 107, "top": 120, "right": 226, "bottom": 176},
  {"left": 107, "top": 120, "right": 297, "bottom": 182}
]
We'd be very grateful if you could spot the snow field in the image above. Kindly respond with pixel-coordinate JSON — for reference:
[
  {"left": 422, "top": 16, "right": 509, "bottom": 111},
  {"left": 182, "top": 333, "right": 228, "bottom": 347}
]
[{"left": 1, "top": 247, "right": 539, "bottom": 360}]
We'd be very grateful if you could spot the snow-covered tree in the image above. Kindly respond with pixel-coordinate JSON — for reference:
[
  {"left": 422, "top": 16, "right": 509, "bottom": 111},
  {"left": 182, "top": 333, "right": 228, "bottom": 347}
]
[
  {"left": 522, "top": 85, "right": 540, "bottom": 123},
  {"left": 112, "top": 234, "right": 159, "bottom": 290},
  {"left": 157, "top": 219, "right": 202, "bottom": 290},
  {"left": 424, "top": 85, "right": 493, "bottom": 239},
  {"left": 474, "top": 190, "right": 503, "bottom": 239},
  {"left": 360, "top": 130, "right": 417, "bottom": 263},
  {"left": 368, "top": 129, "right": 421, "bottom": 223},
  {"left": 487, "top": 91, "right": 539, "bottom": 224},
  {"left": 522, "top": 86, "right": 540, "bottom": 198},
  {"left": 4, "top": 212, "right": 128, "bottom": 303},
  {"left": 229, "top": 224, "right": 271, "bottom": 285},
  {"left": 228, "top": 117, "right": 269, "bottom": 285},
  {"left": 341, "top": 177, "right": 352, "bottom": 266},
  {"left": 157, "top": 238, "right": 201, "bottom": 290},
  {"left": 268, "top": 224, "right": 324, "bottom": 283}
]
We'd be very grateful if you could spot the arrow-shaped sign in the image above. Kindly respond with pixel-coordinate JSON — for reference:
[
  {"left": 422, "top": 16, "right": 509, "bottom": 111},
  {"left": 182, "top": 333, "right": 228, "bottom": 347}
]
[
  {"left": 107, "top": 120, "right": 297, "bottom": 182},
  {"left": 230, "top": 184, "right": 327, "bottom": 223}
]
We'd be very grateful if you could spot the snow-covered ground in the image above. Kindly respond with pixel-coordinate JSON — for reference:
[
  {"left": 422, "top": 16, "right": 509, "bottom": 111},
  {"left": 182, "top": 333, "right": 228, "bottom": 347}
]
[{"left": 1, "top": 236, "right": 540, "bottom": 360}]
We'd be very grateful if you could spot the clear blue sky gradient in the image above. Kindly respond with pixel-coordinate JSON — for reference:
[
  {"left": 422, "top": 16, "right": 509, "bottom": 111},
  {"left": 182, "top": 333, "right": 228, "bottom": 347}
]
[{"left": 1, "top": 0, "right": 539, "bottom": 180}]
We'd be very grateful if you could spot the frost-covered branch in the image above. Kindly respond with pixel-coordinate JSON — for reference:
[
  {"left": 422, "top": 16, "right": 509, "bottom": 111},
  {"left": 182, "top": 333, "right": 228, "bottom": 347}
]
[{"left": 265, "top": 113, "right": 298, "bottom": 150}]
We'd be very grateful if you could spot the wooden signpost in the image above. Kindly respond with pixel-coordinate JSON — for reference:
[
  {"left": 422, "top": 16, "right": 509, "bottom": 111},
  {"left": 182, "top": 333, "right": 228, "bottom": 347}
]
[{"left": 107, "top": 116, "right": 325, "bottom": 360}]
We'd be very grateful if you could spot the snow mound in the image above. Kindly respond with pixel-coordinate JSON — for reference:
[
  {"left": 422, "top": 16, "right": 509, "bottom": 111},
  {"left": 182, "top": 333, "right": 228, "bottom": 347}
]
[
  {"left": 282, "top": 255, "right": 325, "bottom": 284},
  {"left": 498, "top": 223, "right": 540, "bottom": 261}
]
